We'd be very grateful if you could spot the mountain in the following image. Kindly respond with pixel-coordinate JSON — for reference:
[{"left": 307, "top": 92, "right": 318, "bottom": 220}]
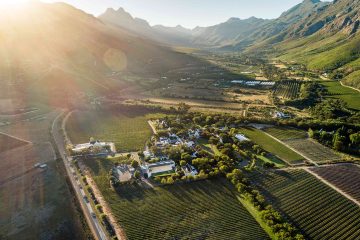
[
  {"left": 0, "top": 2, "right": 199, "bottom": 107},
  {"left": 266, "top": 0, "right": 360, "bottom": 88},
  {"left": 99, "top": 8, "right": 193, "bottom": 46},
  {"left": 191, "top": 17, "right": 270, "bottom": 47},
  {"left": 99, "top": 7, "right": 270, "bottom": 48}
]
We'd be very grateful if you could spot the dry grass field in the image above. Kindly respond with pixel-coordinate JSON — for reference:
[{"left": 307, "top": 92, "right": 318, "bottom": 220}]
[{"left": 0, "top": 110, "right": 87, "bottom": 240}]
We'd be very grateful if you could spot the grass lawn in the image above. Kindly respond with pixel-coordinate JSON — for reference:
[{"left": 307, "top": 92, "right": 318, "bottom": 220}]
[
  {"left": 257, "top": 155, "right": 286, "bottom": 168},
  {"left": 320, "top": 81, "right": 360, "bottom": 111},
  {"left": 66, "top": 109, "right": 166, "bottom": 152},
  {"left": 85, "top": 157, "right": 270, "bottom": 240},
  {"left": 238, "top": 127, "right": 304, "bottom": 165}
]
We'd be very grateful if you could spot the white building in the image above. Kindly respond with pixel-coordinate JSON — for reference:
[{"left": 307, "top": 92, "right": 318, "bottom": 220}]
[
  {"left": 274, "top": 111, "right": 291, "bottom": 119},
  {"left": 182, "top": 164, "right": 198, "bottom": 177},
  {"left": 71, "top": 140, "right": 116, "bottom": 154},
  {"left": 142, "top": 160, "right": 176, "bottom": 178},
  {"left": 235, "top": 134, "right": 249, "bottom": 142}
]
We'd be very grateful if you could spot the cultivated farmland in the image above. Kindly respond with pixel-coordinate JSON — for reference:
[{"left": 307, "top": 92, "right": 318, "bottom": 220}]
[
  {"left": 85, "top": 157, "right": 270, "bottom": 240},
  {"left": 285, "top": 139, "right": 342, "bottom": 163},
  {"left": 309, "top": 164, "right": 360, "bottom": 202},
  {"left": 66, "top": 108, "right": 166, "bottom": 152},
  {"left": 238, "top": 127, "right": 304, "bottom": 165},
  {"left": 273, "top": 81, "right": 302, "bottom": 99},
  {"left": 252, "top": 169, "right": 360, "bottom": 240}
]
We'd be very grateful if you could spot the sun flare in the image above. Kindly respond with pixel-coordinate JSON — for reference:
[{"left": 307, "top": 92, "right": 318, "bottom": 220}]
[{"left": 0, "top": 0, "right": 29, "bottom": 8}]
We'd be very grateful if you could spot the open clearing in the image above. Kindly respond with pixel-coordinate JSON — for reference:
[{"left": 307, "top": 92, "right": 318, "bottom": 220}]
[
  {"left": 66, "top": 108, "right": 166, "bottom": 152},
  {"left": 251, "top": 169, "right": 360, "bottom": 240},
  {"left": 238, "top": 127, "right": 304, "bottom": 165},
  {"left": 309, "top": 164, "right": 360, "bottom": 202},
  {"left": 85, "top": 157, "right": 270, "bottom": 240}
]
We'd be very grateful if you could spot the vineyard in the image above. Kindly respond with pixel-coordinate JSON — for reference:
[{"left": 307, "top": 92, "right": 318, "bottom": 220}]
[
  {"left": 263, "top": 127, "right": 308, "bottom": 141},
  {"left": 285, "top": 139, "right": 342, "bottom": 163},
  {"left": 238, "top": 127, "right": 304, "bottom": 165},
  {"left": 86, "top": 158, "right": 270, "bottom": 240},
  {"left": 273, "top": 81, "right": 302, "bottom": 99},
  {"left": 310, "top": 164, "right": 360, "bottom": 202},
  {"left": 252, "top": 169, "right": 360, "bottom": 240}
]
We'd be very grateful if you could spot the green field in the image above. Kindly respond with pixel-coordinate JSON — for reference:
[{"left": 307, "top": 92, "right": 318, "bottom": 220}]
[
  {"left": 85, "top": 157, "right": 270, "bottom": 240},
  {"left": 238, "top": 127, "right": 304, "bottom": 165},
  {"left": 66, "top": 109, "right": 165, "bottom": 152},
  {"left": 263, "top": 127, "right": 308, "bottom": 141},
  {"left": 252, "top": 169, "right": 360, "bottom": 240},
  {"left": 320, "top": 81, "right": 360, "bottom": 111}
]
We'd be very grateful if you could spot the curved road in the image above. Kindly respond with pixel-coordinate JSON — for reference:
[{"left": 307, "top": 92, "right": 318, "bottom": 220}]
[{"left": 51, "top": 110, "right": 108, "bottom": 240}]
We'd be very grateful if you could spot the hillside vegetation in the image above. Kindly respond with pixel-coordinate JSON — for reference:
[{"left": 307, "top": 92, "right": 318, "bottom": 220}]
[{"left": 0, "top": 2, "right": 200, "bottom": 107}]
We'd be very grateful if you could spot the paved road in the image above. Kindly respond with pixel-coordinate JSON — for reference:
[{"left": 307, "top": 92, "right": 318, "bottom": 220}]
[{"left": 51, "top": 111, "right": 108, "bottom": 240}]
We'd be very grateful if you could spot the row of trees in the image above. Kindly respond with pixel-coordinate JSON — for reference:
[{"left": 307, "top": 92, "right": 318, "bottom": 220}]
[
  {"left": 309, "top": 127, "right": 360, "bottom": 155},
  {"left": 227, "top": 169, "right": 304, "bottom": 240}
]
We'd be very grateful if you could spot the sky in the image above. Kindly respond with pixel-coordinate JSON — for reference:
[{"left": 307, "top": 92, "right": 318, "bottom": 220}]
[{"left": 41, "top": 0, "right": 328, "bottom": 28}]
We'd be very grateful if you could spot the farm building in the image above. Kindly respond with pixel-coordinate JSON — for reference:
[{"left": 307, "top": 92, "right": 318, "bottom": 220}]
[
  {"left": 273, "top": 111, "right": 291, "bottom": 119},
  {"left": 142, "top": 160, "right": 176, "bottom": 178},
  {"left": 235, "top": 134, "right": 249, "bottom": 142},
  {"left": 182, "top": 164, "right": 198, "bottom": 177},
  {"left": 71, "top": 140, "right": 116, "bottom": 154}
]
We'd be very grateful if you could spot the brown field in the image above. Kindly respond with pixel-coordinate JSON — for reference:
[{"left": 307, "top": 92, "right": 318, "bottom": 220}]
[
  {"left": 0, "top": 133, "right": 29, "bottom": 154},
  {"left": 0, "top": 110, "right": 87, "bottom": 240}
]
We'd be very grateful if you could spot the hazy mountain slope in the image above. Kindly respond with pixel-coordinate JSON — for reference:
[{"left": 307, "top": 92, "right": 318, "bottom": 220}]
[
  {"left": 230, "top": 0, "right": 330, "bottom": 50},
  {"left": 0, "top": 2, "right": 198, "bottom": 107},
  {"left": 272, "top": 0, "right": 360, "bottom": 88},
  {"left": 99, "top": 8, "right": 193, "bottom": 46},
  {"left": 191, "top": 17, "right": 270, "bottom": 47}
]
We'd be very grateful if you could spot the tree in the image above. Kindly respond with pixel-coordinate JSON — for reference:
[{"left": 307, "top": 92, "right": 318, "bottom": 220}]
[
  {"left": 180, "top": 160, "right": 187, "bottom": 167},
  {"left": 177, "top": 102, "right": 191, "bottom": 113},
  {"left": 181, "top": 153, "right": 192, "bottom": 162},
  {"left": 350, "top": 132, "right": 360, "bottom": 145},
  {"left": 167, "top": 176, "right": 175, "bottom": 184},
  {"left": 134, "top": 170, "right": 141, "bottom": 179},
  {"left": 131, "top": 160, "right": 139, "bottom": 169}
]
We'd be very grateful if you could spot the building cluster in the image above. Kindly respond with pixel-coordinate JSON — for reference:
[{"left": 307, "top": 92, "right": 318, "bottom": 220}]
[{"left": 71, "top": 140, "right": 116, "bottom": 156}]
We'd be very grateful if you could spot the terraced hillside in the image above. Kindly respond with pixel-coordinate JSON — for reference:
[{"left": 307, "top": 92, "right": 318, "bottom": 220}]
[
  {"left": 86, "top": 158, "right": 270, "bottom": 240},
  {"left": 310, "top": 164, "right": 360, "bottom": 202},
  {"left": 252, "top": 169, "right": 360, "bottom": 240}
]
